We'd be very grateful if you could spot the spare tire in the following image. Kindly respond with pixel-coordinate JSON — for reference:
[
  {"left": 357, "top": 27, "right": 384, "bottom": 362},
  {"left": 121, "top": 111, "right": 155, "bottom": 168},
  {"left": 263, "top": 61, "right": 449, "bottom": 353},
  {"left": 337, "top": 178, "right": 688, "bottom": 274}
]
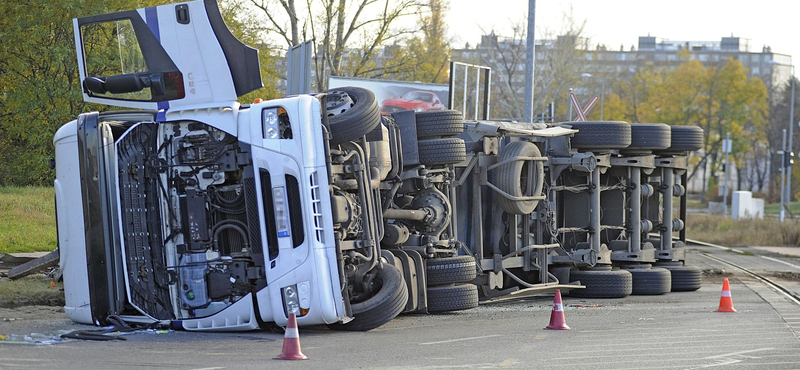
[
  {"left": 322, "top": 87, "right": 381, "bottom": 145},
  {"left": 563, "top": 121, "right": 631, "bottom": 151},
  {"left": 496, "top": 141, "right": 544, "bottom": 215}
]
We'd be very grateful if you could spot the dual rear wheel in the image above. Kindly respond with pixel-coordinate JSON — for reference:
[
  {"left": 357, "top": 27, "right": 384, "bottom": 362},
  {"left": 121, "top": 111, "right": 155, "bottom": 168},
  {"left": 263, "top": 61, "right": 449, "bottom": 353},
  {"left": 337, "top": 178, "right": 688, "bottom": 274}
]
[{"left": 425, "top": 256, "right": 479, "bottom": 313}]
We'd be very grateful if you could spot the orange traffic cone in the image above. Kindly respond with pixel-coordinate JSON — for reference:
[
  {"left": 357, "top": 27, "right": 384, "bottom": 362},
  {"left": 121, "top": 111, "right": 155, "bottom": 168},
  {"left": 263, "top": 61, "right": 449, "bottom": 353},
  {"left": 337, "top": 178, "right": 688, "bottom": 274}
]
[
  {"left": 716, "top": 278, "right": 737, "bottom": 313},
  {"left": 545, "top": 289, "right": 571, "bottom": 330},
  {"left": 274, "top": 312, "right": 309, "bottom": 360}
]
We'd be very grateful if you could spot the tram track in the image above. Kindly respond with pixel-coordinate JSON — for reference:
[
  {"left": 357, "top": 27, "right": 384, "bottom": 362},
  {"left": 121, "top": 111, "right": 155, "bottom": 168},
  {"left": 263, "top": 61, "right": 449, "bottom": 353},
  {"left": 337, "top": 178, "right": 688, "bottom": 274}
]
[{"left": 687, "top": 237, "right": 800, "bottom": 306}]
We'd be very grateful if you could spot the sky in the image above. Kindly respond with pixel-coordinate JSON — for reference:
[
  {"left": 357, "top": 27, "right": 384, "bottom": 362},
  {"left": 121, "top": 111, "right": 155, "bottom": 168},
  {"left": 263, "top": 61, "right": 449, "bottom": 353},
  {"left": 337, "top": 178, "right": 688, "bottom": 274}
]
[{"left": 446, "top": 0, "right": 798, "bottom": 64}]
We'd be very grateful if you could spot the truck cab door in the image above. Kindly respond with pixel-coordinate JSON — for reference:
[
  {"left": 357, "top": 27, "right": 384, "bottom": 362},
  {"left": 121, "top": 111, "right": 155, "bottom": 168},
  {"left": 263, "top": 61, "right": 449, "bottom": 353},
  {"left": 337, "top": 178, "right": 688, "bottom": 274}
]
[{"left": 73, "top": 0, "right": 261, "bottom": 111}]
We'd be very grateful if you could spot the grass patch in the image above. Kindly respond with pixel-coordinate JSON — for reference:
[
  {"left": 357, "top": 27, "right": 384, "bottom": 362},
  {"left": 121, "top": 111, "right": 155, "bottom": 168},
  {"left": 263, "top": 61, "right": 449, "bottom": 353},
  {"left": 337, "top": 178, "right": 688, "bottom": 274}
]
[
  {"left": 687, "top": 213, "right": 800, "bottom": 248},
  {"left": 764, "top": 201, "right": 800, "bottom": 215},
  {"left": 725, "top": 249, "right": 755, "bottom": 256},
  {"left": 685, "top": 197, "right": 704, "bottom": 210},
  {"left": 0, "top": 187, "right": 57, "bottom": 254},
  {"left": 0, "top": 276, "right": 64, "bottom": 308}
]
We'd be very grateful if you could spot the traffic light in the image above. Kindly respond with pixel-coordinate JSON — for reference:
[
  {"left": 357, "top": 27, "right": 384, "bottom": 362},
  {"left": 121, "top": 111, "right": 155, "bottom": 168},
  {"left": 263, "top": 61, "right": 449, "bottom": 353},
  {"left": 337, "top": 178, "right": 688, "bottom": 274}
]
[{"left": 784, "top": 151, "right": 795, "bottom": 167}]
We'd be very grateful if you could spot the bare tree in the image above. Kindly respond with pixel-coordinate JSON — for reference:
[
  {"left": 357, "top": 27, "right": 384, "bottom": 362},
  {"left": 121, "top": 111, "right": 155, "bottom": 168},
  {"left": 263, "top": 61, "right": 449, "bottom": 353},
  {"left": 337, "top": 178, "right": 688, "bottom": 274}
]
[
  {"left": 473, "top": 12, "right": 588, "bottom": 120},
  {"left": 770, "top": 77, "right": 800, "bottom": 203},
  {"left": 251, "top": 0, "right": 423, "bottom": 90},
  {"left": 249, "top": 0, "right": 301, "bottom": 46}
]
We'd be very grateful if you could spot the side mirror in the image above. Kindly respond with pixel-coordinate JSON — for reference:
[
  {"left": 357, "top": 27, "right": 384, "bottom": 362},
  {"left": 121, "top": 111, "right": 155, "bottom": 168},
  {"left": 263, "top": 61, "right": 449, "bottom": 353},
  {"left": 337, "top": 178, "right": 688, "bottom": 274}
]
[{"left": 83, "top": 72, "right": 184, "bottom": 101}]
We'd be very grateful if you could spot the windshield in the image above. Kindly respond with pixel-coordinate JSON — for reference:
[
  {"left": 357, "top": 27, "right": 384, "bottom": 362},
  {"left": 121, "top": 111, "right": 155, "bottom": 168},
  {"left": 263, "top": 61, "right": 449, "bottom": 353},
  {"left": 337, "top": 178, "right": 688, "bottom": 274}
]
[{"left": 401, "top": 91, "right": 432, "bottom": 102}]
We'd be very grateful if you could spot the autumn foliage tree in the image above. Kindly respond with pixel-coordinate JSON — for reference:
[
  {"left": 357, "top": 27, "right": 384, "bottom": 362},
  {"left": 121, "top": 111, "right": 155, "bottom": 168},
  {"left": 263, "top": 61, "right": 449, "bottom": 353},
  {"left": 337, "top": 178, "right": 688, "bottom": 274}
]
[
  {"left": 608, "top": 56, "right": 768, "bottom": 200},
  {"left": 0, "top": 0, "right": 279, "bottom": 186},
  {"left": 0, "top": 0, "right": 166, "bottom": 186}
]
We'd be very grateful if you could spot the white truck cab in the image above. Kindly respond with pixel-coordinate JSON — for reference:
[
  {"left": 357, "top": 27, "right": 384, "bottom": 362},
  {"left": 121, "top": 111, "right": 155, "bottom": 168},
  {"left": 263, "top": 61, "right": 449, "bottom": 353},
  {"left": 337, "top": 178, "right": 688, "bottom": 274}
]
[{"left": 55, "top": 0, "right": 359, "bottom": 331}]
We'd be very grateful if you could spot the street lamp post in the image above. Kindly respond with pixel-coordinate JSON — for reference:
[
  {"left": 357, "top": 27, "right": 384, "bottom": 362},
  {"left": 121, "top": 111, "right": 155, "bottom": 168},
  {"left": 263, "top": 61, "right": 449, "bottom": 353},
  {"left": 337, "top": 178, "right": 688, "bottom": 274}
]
[
  {"left": 581, "top": 73, "right": 605, "bottom": 120},
  {"left": 770, "top": 60, "right": 794, "bottom": 220},
  {"left": 781, "top": 129, "right": 787, "bottom": 222}
]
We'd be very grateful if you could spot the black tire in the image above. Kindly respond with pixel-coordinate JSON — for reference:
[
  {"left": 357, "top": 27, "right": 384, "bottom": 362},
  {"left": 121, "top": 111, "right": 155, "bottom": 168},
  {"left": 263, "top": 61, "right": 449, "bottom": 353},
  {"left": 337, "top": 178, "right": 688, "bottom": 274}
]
[
  {"left": 655, "top": 262, "right": 702, "bottom": 291},
  {"left": 426, "top": 284, "right": 479, "bottom": 313},
  {"left": 426, "top": 256, "right": 477, "bottom": 286},
  {"left": 568, "top": 268, "right": 632, "bottom": 298},
  {"left": 563, "top": 121, "right": 631, "bottom": 151},
  {"left": 322, "top": 87, "right": 381, "bottom": 145},
  {"left": 415, "top": 110, "right": 464, "bottom": 138},
  {"left": 328, "top": 264, "right": 408, "bottom": 331},
  {"left": 624, "top": 267, "right": 672, "bottom": 295},
  {"left": 657, "top": 125, "right": 704, "bottom": 154},
  {"left": 417, "top": 138, "right": 467, "bottom": 165},
  {"left": 623, "top": 123, "right": 671, "bottom": 153},
  {"left": 496, "top": 141, "right": 544, "bottom": 215}
]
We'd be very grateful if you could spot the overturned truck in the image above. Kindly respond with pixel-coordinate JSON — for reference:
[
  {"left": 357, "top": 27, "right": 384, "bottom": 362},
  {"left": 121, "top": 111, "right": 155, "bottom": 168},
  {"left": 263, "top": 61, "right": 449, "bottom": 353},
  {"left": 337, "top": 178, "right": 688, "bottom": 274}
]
[{"left": 54, "top": 0, "right": 704, "bottom": 332}]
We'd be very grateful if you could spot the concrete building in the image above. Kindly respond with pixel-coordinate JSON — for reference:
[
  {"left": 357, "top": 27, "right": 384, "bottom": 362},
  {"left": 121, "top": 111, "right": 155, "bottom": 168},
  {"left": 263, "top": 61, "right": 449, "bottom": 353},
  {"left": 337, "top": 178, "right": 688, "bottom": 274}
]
[
  {"left": 589, "top": 35, "right": 790, "bottom": 91},
  {"left": 454, "top": 34, "right": 792, "bottom": 93}
]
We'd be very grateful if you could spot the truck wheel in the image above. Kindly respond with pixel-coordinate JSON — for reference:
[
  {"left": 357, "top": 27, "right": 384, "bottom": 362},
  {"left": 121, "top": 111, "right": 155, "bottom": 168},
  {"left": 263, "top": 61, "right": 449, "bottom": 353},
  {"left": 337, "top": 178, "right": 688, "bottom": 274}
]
[
  {"left": 655, "top": 262, "right": 702, "bottom": 291},
  {"left": 415, "top": 110, "right": 464, "bottom": 138},
  {"left": 328, "top": 263, "right": 408, "bottom": 331},
  {"left": 426, "top": 284, "right": 479, "bottom": 312},
  {"left": 426, "top": 256, "right": 477, "bottom": 286},
  {"left": 417, "top": 138, "right": 467, "bottom": 165},
  {"left": 624, "top": 267, "right": 671, "bottom": 295},
  {"left": 656, "top": 125, "right": 704, "bottom": 155},
  {"left": 568, "top": 269, "right": 632, "bottom": 298},
  {"left": 496, "top": 141, "right": 544, "bottom": 215},
  {"left": 564, "top": 121, "right": 631, "bottom": 151},
  {"left": 322, "top": 86, "right": 381, "bottom": 145},
  {"left": 622, "top": 123, "right": 671, "bottom": 154}
]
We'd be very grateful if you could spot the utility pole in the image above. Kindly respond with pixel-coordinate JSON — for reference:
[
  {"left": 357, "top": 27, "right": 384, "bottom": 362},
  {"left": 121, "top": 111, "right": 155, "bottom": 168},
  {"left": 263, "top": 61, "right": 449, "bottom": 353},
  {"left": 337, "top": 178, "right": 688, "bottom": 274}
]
[
  {"left": 722, "top": 133, "right": 731, "bottom": 215},
  {"left": 786, "top": 67, "right": 795, "bottom": 216},
  {"left": 781, "top": 129, "right": 787, "bottom": 223},
  {"left": 523, "top": 0, "right": 536, "bottom": 123},
  {"left": 567, "top": 88, "right": 573, "bottom": 121}
]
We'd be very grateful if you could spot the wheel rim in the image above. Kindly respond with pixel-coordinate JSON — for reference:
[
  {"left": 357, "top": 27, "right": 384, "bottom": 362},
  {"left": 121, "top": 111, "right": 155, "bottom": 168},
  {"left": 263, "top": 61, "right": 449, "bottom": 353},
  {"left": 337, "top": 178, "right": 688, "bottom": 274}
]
[{"left": 325, "top": 90, "right": 355, "bottom": 117}]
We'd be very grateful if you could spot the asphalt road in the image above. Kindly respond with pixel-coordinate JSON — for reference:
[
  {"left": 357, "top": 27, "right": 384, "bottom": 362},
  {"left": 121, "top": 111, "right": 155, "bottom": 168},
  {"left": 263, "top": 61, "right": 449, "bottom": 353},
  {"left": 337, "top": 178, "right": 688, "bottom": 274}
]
[{"left": 2, "top": 246, "right": 800, "bottom": 370}]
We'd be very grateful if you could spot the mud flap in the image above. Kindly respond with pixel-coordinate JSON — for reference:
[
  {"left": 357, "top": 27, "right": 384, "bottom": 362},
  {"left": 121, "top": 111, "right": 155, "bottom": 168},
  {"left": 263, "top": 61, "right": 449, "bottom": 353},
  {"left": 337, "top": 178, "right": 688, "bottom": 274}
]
[{"left": 382, "top": 250, "right": 427, "bottom": 313}]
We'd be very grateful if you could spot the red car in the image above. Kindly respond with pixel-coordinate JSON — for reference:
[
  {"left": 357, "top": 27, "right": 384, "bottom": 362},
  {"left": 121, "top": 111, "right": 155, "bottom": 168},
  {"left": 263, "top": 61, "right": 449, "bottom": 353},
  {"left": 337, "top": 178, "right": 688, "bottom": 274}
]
[{"left": 381, "top": 91, "right": 446, "bottom": 113}]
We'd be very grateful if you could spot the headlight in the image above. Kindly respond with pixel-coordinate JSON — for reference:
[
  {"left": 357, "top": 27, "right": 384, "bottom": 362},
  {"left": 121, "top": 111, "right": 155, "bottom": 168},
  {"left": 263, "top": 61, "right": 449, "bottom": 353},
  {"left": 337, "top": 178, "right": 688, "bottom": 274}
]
[
  {"left": 262, "top": 108, "right": 279, "bottom": 138},
  {"left": 282, "top": 284, "right": 309, "bottom": 317}
]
